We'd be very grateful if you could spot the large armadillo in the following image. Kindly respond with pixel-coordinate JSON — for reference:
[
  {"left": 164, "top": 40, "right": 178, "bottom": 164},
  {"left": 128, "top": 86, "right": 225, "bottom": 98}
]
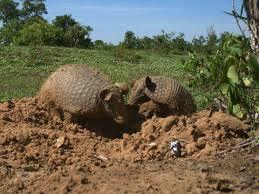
[
  {"left": 128, "top": 76, "right": 196, "bottom": 116},
  {"left": 37, "top": 64, "right": 128, "bottom": 125}
]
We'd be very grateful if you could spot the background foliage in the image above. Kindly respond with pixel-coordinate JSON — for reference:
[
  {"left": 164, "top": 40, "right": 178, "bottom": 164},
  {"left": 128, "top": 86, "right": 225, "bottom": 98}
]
[{"left": 184, "top": 34, "right": 259, "bottom": 124}]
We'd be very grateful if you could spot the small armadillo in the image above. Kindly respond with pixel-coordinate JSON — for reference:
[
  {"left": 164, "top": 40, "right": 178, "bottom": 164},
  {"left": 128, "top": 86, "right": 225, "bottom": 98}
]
[
  {"left": 128, "top": 76, "right": 196, "bottom": 116},
  {"left": 37, "top": 64, "right": 128, "bottom": 125}
]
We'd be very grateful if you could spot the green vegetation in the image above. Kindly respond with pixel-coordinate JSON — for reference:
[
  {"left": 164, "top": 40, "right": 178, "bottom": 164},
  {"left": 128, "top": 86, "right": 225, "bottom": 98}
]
[
  {"left": 0, "top": 1, "right": 221, "bottom": 54},
  {"left": 0, "top": 1, "right": 221, "bottom": 110},
  {"left": 0, "top": 46, "right": 193, "bottom": 102},
  {"left": 0, "top": 1, "right": 93, "bottom": 48},
  {"left": 184, "top": 34, "right": 259, "bottom": 126}
]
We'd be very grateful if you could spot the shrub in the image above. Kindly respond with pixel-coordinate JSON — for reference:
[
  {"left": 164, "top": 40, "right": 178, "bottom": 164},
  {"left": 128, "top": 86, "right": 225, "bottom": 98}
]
[
  {"left": 184, "top": 34, "right": 259, "bottom": 125},
  {"left": 93, "top": 40, "right": 114, "bottom": 50},
  {"left": 14, "top": 19, "right": 62, "bottom": 46},
  {"left": 0, "top": 19, "right": 21, "bottom": 45},
  {"left": 122, "top": 31, "right": 139, "bottom": 49},
  {"left": 62, "top": 24, "right": 93, "bottom": 48}
]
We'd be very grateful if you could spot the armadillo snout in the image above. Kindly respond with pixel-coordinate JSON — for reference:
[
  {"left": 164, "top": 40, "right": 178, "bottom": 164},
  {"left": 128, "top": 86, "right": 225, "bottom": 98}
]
[{"left": 113, "top": 115, "right": 128, "bottom": 125}]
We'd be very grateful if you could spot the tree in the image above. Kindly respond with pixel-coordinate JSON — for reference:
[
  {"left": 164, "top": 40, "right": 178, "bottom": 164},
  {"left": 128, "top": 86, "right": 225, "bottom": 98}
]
[
  {"left": 218, "top": 31, "right": 231, "bottom": 48},
  {"left": 139, "top": 36, "right": 153, "bottom": 49},
  {"left": 14, "top": 20, "right": 62, "bottom": 46},
  {"left": 93, "top": 40, "right": 107, "bottom": 49},
  {"left": 0, "top": 0, "right": 20, "bottom": 24},
  {"left": 52, "top": 14, "right": 77, "bottom": 31},
  {"left": 0, "top": 19, "right": 21, "bottom": 45},
  {"left": 21, "top": 0, "right": 47, "bottom": 22},
  {"left": 173, "top": 33, "right": 188, "bottom": 51},
  {"left": 243, "top": 0, "right": 259, "bottom": 54},
  {"left": 63, "top": 24, "right": 93, "bottom": 48},
  {"left": 206, "top": 26, "right": 218, "bottom": 54},
  {"left": 192, "top": 35, "right": 206, "bottom": 53},
  {"left": 153, "top": 33, "right": 172, "bottom": 50},
  {"left": 122, "top": 31, "right": 139, "bottom": 49},
  {"left": 52, "top": 14, "right": 93, "bottom": 48}
]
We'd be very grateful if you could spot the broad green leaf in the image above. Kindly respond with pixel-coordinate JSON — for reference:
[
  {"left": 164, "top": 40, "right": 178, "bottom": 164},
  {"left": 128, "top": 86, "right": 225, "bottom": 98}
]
[
  {"left": 219, "top": 83, "right": 229, "bottom": 95},
  {"left": 242, "top": 78, "right": 252, "bottom": 87},
  {"left": 227, "top": 65, "right": 239, "bottom": 84},
  {"left": 233, "top": 104, "right": 244, "bottom": 119}
]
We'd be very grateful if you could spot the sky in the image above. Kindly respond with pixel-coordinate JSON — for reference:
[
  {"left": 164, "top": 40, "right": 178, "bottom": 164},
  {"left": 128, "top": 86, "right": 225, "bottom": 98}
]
[{"left": 44, "top": 0, "right": 244, "bottom": 44}]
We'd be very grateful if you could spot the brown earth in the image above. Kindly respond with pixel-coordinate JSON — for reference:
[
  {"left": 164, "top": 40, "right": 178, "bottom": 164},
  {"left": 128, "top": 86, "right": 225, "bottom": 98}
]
[{"left": 0, "top": 98, "right": 258, "bottom": 193}]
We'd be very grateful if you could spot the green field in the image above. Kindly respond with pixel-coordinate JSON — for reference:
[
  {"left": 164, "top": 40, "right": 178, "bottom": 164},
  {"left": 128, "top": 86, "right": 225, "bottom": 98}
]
[{"left": 0, "top": 46, "right": 209, "bottom": 109}]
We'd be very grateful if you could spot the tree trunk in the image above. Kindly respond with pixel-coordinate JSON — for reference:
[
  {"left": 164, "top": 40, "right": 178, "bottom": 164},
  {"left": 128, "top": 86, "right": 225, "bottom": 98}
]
[{"left": 244, "top": 0, "right": 259, "bottom": 54}]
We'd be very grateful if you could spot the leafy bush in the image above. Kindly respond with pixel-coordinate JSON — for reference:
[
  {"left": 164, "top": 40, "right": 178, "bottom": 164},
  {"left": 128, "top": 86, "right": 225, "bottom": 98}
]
[
  {"left": 121, "top": 31, "right": 139, "bottom": 49},
  {"left": 62, "top": 24, "right": 93, "bottom": 48},
  {"left": 0, "top": 19, "right": 21, "bottom": 45},
  {"left": 184, "top": 34, "right": 259, "bottom": 124},
  {"left": 52, "top": 14, "right": 76, "bottom": 31},
  {"left": 0, "top": 0, "right": 20, "bottom": 24},
  {"left": 14, "top": 19, "right": 62, "bottom": 46},
  {"left": 93, "top": 40, "right": 114, "bottom": 50}
]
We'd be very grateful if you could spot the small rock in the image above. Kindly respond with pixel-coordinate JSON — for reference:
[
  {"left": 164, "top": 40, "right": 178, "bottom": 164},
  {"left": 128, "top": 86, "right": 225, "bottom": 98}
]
[
  {"left": 55, "top": 136, "right": 69, "bottom": 148},
  {"left": 123, "top": 133, "right": 130, "bottom": 139},
  {"left": 239, "top": 166, "right": 246, "bottom": 172},
  {"left": 96, "top": 154, "right": 109, "bottom": 161},
  {"left": 149, "top": 142, "right": 157, "bottom": 147},
  {"left": 196, "top": 137, "right": 206, "bottom": 149}
]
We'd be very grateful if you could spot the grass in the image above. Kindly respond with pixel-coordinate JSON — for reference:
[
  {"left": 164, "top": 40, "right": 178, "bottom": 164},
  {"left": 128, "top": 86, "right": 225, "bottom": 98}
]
[{"left": 0, "top": 46, "right": 208, "bottom": 109}]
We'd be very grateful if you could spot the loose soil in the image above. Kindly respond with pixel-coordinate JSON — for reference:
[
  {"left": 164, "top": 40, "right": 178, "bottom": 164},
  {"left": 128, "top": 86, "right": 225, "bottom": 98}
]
[{"left": 0, "top": 98, "right": 258, "bottom": 193}]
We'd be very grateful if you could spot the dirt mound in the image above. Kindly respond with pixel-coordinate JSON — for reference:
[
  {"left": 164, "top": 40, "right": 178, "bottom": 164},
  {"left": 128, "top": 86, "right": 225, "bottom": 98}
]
[
  {"left": 0, "top": 98, "right": 59, "bottom": 127},
  {"left": 117, "top": 111, "right": 250, "bottom": 161},
  {"left": 0, "top": 98, "right": 251, "bottom": 161},
  {"left": 0, "top": 98, "right": 124, "bottom": 138},
  {"left": 0, "top": 98, "right": 257, "bottom": 193}
]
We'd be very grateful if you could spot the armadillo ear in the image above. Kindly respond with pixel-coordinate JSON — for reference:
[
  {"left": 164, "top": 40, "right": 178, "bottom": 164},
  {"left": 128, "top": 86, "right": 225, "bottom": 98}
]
[
  {"left": 100, "top": 89, "right": 112, "bottom": 101},
  {"left": 145, "top": 76, "right": 155, "bottom": 90},
  {"left": 145, "top": 76, "right": 156, "bottom": 92}
]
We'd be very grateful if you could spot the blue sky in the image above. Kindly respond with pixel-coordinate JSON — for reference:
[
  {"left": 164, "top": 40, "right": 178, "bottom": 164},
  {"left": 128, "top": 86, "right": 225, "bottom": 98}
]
[{"left": 44, "top": 0, "right": 244, "bottom": 43}]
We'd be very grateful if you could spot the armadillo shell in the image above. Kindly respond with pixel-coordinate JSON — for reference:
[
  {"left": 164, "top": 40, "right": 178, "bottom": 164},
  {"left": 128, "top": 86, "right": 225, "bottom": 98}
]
[
  {"left": 144, "top": 76, "right": 195, "bottom": 114},
  {"left": 38, "top": 64, "right": 112, "bottom": 116}
]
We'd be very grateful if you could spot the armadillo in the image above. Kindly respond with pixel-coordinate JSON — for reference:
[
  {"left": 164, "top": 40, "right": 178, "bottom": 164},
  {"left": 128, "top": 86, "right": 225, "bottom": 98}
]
[
  {"left": 37, "top": 64, "right": 128, "bottom": 125},
  {"left": 128, "top": 76, "right": 196, "bottom": 116}
]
